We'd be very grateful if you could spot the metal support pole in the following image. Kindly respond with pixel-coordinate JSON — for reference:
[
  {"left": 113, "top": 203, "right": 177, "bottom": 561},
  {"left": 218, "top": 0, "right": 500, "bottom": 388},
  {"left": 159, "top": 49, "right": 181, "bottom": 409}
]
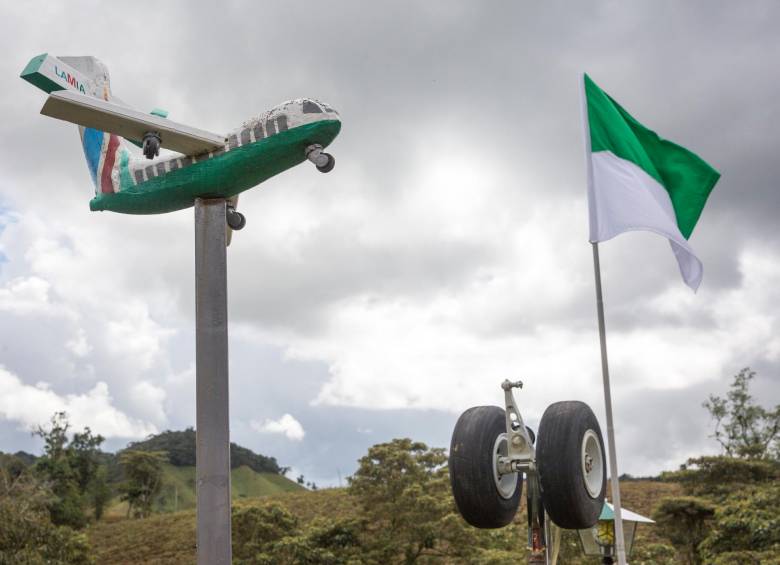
[
  {"left": 195, "top": 198, "right": 232, "bottom": 565},
  {"left": 591, "top": 242, "right": 627, "bottom": 565}
]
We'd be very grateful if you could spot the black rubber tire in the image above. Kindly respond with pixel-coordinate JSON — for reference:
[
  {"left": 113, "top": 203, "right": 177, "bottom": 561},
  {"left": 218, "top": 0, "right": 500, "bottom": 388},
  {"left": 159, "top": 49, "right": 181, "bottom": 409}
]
[
  {"left": 227, "top": 210, "right": 246, "bottom": 230},
  {"left": 537, "top": 401, "right": 606, "bottom": 529},
  {"left": 142, "top": 134, "right": 160, "bottom": 160},
  {"left": 449, "top": 406, "right": 522, "bottom": 528},
  {"left": 317, "top": 153, "right": 335, "bottom": 173}
]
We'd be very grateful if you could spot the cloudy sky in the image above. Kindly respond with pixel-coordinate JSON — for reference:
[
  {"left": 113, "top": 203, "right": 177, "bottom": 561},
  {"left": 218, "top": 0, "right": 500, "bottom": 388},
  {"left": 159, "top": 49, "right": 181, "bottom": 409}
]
[{"left": 1, "top": 1, "right": 778, "bottom": 486}]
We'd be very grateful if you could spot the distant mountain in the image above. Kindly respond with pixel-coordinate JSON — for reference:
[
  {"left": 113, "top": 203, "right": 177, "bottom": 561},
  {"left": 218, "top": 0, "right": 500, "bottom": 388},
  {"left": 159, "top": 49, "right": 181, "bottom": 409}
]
[
  {"left": 124, "top": 428, "right": 284, "bottom": 475},
  {"left": 2, "top": 450, "right": 38, "bottom": 466}
]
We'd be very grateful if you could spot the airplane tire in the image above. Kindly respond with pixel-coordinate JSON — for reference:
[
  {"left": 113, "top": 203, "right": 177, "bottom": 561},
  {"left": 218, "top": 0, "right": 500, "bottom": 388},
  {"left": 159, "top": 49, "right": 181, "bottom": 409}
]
[
  {"left": 317, "top": 153, "right": 335, "bottom": 173},
  {"left": 449, "top": 406, "right": 522, "bottom": 529},
  {"left": 537, "top": 401, "right": 606, "bottom": 529}
]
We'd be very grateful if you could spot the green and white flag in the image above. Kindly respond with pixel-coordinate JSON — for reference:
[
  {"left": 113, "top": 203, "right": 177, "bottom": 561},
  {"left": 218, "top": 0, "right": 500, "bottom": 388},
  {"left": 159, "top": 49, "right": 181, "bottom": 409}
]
[{"left": 582, "top": 74, "right": 720, "bottom": 291}]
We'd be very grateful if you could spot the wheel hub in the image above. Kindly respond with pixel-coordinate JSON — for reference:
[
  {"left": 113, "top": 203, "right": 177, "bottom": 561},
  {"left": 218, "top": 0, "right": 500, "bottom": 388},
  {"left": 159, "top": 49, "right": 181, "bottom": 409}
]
[
  {"left": 581, "top": 429, "right": 604, "bottom": 498},
  {"left": 492, "top": 433, "right": 519, "bottom": 499}
]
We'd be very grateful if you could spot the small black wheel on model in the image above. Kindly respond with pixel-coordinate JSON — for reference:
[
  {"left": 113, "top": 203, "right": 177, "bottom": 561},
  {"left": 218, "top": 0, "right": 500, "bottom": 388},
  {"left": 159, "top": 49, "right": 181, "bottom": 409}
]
[
  {"left": 226, "top": 208, "right": 246, "bottom": 230},
  {"left": 317, "top": 153, "right": 335, "bottom": 173},
  {"left": 449, "top": 406, "right": 522, "bottom": 529},
  {"left": 536, "top": 401, "right": 606, "bottom": 530},
  {"left": 142, "top": 132, "right": 161, "bottom": 160}
]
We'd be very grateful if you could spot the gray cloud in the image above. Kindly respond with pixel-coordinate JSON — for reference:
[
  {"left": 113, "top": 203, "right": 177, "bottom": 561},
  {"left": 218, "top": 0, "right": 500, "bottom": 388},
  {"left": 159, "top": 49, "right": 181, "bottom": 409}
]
[{"left": 0, "top": 1, "right": 778, "bottom": 485}]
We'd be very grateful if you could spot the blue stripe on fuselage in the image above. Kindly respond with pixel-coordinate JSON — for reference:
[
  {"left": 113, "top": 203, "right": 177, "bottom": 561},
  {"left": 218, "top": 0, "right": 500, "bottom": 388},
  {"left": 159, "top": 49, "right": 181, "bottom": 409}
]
[{"left": 82, "top": 127, "right": 103, "bottom": 186}]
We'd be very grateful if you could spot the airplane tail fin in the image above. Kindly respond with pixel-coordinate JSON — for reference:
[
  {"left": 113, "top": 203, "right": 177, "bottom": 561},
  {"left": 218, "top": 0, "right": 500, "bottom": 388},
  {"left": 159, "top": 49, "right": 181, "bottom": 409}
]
[{"left": 21, "top": 54, "right": 134, "bottom": 195}]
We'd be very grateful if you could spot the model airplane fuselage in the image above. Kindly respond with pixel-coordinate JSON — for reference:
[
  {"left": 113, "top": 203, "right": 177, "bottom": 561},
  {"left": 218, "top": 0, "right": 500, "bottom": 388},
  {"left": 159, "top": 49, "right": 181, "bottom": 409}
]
[{"left": 21, "top": 54, "right": 341, "bottom": 215}]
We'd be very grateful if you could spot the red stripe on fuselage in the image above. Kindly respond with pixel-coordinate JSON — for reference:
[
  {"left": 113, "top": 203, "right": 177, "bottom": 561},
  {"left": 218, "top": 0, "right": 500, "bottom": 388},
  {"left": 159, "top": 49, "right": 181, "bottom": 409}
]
[{"left": 100, "top": 134, "right": 120, "bottom": 193}]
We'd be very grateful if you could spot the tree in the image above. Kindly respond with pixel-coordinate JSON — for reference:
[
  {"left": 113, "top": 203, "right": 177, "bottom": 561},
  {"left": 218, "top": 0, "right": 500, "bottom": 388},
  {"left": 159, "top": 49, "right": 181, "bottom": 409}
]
[
  {"left": 90, "top": 466, "right": 112, "bottom": 521},
  {"left": 703, "top": 367, "right": 780, "bottom": 459},
  {"left": 653, "top": 496, "right": 715, "bottom": 565},
  {"left": 0, "top": 455, "right": 93, "bottom": 564},
  {"left": 33, "top": 412, "right": 107, "bottom": 528},
  {"left": 348, "top": 438, "right": 482, "bottom": 564},
  {"left": 118, "top": 450, "right": 166, "bottom": 518}
]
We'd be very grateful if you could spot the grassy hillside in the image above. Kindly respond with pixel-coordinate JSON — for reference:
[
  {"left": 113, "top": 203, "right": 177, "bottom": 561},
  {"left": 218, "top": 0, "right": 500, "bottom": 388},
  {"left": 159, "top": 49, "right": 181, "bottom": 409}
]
[
  {"left": 90, "top": 480, "right": 680, "bottom": 564},
  {"left": 105, "top": 463, "right": 304, "bottom": 517},
  {"left": 90, "top": 489, "right": 349, "bottom": 565}
]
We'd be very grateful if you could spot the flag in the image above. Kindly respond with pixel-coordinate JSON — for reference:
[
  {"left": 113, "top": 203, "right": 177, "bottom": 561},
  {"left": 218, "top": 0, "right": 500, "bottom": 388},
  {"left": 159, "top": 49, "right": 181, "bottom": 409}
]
[{"left": 582, "top": 74, "right": 720, "bottom": 291}]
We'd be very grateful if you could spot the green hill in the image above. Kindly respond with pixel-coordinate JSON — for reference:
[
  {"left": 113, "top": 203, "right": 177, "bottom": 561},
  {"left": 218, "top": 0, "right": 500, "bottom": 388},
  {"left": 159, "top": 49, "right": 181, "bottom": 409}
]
[
  {"left": 125, "top": 428, "right": 284, "bottom": 474},
  {"left": 106, "top": 462, "right": 304, "bottom": 517}
]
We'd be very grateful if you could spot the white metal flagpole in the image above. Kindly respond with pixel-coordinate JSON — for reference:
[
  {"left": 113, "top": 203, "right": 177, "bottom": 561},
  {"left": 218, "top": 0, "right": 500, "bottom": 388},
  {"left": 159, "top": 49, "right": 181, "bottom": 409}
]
[
  {"left": 579, "top": 74, "right": 628, "bottom": 565},
  {"left": 591, "top": 242, "right": 627, "bottom": 565}
]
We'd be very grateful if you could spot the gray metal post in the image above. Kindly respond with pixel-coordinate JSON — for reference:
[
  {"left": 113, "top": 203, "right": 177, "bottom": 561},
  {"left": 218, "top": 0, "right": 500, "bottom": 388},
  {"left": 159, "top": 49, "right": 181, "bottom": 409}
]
[
  {"left": 195, "top": 198, "right": 232, "bottom": 565},
  {"left": 591, "top": 242, "right": 627, "bottom": 565}
]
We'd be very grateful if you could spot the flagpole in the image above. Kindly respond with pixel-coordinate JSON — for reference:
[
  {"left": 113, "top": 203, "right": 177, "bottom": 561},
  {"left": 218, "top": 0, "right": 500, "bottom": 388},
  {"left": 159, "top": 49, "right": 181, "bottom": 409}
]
[
  {"left": 580, "top": 73, "right": 627, "bottom": 565},
  {"left": 591, "top": 242, "right": 627, "bottom": 565}
]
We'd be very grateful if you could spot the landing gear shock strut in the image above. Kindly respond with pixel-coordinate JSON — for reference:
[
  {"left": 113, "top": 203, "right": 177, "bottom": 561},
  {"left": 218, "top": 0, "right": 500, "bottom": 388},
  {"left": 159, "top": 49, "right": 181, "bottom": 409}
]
[{"left": 305, "top": 144, "right": 335, "bottom": 173}]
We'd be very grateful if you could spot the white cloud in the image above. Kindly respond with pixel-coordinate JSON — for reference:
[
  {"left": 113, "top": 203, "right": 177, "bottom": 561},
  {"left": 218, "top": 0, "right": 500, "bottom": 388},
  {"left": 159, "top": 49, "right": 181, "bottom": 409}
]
[
  {"left": 66, "top": 328, "right": 91, "bottom": 357},
  {"left": 128, "top": 380, "right": 168, "bottom": 426},
  {"left": 273, "top": 233, "right": 780, "bottom": 420},
  {"left": 251, "top": 414, "right": 306, "bottom": 442},
  {"left": 0, "top": 366, "right": 157, "bottom": 438}
]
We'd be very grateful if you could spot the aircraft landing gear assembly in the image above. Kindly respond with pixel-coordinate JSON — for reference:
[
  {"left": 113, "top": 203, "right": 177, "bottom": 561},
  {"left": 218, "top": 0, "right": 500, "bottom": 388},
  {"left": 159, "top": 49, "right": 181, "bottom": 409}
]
[
  {"left": 142, "top": 131, "right": 161, "bottom": 160},
  {"left": 305, "top": 144, "right": 335, "bottom": 173},
  {"left": 449, "top": 380, "right": 606, "bottom": 564},
  {"left": 226, "top": 204, "right": 246, "bottom": 231}
]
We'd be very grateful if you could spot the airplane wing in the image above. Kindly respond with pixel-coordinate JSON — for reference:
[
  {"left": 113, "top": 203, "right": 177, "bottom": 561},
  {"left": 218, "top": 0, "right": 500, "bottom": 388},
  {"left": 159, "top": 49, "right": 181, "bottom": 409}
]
[{"left": 40, "top": 90, "right": 225, "bottom": 156}]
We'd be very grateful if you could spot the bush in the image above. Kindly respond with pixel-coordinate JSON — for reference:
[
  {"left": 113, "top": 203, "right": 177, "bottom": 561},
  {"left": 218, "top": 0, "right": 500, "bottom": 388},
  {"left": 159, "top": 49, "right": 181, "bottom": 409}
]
[
  {"left": 231, "top": 503, "right": 363, "bottom": 564},
  {"left": 630, "top": 542, "right": 677, "bottom": 565},
  {"left": 0, "top": 459, "right": 93, "bottom": 564},
  {"left": 653, "top": 496, "right": 715, "bottom": 565},
  {"left": 709, "top": 549, "right": 780, "bottom": 565},
  {"left": 662, "top": 455, "right": 780, "bottom": 499},
  {"left": 700, "top": 484, "right": 780, "bottom": 558}
]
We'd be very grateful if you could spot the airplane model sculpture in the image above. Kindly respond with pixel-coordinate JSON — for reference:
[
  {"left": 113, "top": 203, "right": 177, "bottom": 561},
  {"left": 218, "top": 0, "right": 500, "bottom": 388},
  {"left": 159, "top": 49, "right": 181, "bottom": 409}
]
[
  {"left": 21, "top": 54, "right": 342, "bottom": 564},
  {"left": 21, "top": 53, "right": 341, "bottom": 238}
]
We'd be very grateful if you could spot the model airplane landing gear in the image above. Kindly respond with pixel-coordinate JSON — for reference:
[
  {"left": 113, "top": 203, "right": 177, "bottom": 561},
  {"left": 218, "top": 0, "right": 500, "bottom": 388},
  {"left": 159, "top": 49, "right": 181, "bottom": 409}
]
[
  {"left": 449, "top": 380, "right": 606, "bottom": 564},
  {"left": 226, "top": 205, "right": 246, "bottom": 231},
  {"left": 305, "top": 144, "right": 335, "bottom": 173},
  {"left": 142, "top": 131, "right": 161, "bottom": 159}
]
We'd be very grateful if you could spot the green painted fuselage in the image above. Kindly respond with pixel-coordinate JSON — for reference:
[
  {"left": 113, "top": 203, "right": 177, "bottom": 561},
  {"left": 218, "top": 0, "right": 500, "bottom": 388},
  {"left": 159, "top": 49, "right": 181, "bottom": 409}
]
[{"left": 90, "top": 120, "right": 340, "bottom": 214}]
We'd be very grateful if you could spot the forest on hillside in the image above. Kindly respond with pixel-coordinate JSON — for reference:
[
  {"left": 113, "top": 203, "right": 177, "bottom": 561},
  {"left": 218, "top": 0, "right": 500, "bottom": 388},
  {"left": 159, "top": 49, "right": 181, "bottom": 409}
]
[
  {"left": 126, "top": 428, "right": 286, "bottom": 475},
  {"left": 1, "top": 368, "right": 778, "bottom": 564}
]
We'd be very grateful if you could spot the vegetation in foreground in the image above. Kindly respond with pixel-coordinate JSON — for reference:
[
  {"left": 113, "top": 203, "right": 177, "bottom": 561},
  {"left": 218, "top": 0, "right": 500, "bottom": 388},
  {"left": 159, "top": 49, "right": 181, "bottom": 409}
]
[{"left": 1, "top": 367, "right": 778, "bottom": 564}]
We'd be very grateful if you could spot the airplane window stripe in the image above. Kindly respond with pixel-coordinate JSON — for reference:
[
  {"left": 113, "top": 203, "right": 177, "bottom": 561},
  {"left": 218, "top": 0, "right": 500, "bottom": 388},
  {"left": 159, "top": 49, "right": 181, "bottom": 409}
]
[{"left": 253, "top": 123, "right": 264, "bottom": 140}]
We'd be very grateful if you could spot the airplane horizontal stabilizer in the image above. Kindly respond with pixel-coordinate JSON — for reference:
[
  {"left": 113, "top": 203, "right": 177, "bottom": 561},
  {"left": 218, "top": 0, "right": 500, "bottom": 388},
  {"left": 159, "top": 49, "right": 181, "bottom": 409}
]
[{"left": 41, "top": 90, "right": 225, "bottom": 156}]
